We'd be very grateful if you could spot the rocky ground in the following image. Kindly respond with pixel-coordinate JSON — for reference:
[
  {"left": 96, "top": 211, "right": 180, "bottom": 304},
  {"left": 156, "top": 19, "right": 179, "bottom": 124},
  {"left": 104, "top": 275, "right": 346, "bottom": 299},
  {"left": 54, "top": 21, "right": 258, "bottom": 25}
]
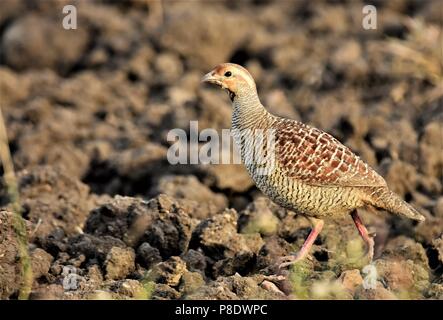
[{"left": 0, "top": 0, "right": 442, "bottom": 300}]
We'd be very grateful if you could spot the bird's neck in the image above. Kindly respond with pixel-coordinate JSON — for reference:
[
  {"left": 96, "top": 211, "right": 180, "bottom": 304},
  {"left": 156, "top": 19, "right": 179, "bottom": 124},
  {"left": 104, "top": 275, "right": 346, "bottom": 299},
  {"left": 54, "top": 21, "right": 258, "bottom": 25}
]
[{"left": 231, "top": 90, "right": 271, "bottom": 130}]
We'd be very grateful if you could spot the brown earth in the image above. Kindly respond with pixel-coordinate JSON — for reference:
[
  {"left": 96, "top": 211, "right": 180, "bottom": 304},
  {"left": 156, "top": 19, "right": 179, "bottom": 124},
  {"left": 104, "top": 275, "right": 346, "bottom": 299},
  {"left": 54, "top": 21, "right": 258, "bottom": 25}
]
[{"left": 0, "top": 0, "right": 442, "bottom": 300}]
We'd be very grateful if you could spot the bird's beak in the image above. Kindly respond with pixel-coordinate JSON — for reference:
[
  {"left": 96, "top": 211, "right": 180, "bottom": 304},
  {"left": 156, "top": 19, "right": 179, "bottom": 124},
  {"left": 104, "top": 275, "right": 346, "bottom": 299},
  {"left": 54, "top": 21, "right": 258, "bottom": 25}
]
[{"left": 201, "top": 71, "right": 222, "bottom": 86}]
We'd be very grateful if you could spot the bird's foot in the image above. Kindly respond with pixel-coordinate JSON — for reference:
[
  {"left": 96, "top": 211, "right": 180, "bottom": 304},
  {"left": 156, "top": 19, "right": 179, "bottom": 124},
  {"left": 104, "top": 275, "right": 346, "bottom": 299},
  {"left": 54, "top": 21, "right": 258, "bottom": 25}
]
[
  {"left": 365, "top": 235, "right": 375, "bottom": 262},
  {"left": 351, "top": 210, "right": 376, "bottom": 263},
  {"left": 277, "top": 253, "right": 302, "bottom": 269},
  {"left": 259, "top": 251, "right": 311, "bottom": 296},
  {"left": 258, "top": 273, "right": 293, "bottom": 297}
]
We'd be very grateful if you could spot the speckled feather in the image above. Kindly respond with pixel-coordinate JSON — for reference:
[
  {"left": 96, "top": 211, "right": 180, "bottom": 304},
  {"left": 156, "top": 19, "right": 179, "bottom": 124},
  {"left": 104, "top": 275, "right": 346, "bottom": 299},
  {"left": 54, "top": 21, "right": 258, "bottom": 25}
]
[
  {"left": 203, "top": 63, "right": 425, "bottom": 222},
  {"left": 274, "top": 118, "right": 386, "bottom": 188}
]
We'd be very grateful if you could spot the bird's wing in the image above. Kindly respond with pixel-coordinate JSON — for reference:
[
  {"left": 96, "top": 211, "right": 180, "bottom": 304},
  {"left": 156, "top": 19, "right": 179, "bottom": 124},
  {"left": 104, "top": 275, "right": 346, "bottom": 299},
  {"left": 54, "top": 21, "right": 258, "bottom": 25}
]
[{"left": 273, "top": 119, "right": 386, "bottom": 187}]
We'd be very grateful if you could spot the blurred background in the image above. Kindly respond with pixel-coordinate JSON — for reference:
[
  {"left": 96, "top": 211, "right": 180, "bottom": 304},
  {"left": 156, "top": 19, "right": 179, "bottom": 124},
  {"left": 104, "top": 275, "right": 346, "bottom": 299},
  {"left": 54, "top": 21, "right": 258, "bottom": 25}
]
[{"left": 0, "top": 0, "right": 442, "bottom": 300}]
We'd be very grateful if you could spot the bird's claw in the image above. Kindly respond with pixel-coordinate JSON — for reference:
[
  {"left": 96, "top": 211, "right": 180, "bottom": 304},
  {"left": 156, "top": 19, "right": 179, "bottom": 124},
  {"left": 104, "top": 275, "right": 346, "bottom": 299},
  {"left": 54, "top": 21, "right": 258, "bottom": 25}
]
[{"left": 277, "top": 254, "right": 299, "bottom": 269}]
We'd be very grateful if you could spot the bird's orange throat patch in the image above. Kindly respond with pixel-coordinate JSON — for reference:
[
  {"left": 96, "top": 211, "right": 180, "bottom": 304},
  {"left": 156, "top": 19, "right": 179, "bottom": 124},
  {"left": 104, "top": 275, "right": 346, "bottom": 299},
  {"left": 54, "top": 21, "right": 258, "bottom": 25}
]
[
  {"left": 223, "top": 78, "right": 236, "bottom": 91},
  {"left": 222, "top": 78, "right": 237, "bottom": 101}
]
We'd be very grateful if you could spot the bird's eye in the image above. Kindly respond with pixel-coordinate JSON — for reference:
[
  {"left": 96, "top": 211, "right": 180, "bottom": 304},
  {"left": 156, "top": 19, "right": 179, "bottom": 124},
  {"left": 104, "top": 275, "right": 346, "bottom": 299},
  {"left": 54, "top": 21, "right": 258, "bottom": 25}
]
[{"left": 224, "top": 71, "right": 232, "bottom": 77}]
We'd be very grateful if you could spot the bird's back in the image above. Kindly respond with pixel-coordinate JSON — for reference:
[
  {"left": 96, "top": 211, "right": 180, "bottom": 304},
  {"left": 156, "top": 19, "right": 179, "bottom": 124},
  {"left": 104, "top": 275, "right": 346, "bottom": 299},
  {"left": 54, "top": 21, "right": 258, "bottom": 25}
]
[{"left": 273, "top": 117, "right": 386, "bottom": 188}]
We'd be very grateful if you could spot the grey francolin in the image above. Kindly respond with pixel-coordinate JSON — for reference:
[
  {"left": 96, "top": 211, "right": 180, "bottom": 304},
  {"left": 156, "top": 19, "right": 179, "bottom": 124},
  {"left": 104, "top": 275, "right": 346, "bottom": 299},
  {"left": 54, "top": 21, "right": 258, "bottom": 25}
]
[{"left": 202, "top": 63, "right": 425, "bottom": 268}]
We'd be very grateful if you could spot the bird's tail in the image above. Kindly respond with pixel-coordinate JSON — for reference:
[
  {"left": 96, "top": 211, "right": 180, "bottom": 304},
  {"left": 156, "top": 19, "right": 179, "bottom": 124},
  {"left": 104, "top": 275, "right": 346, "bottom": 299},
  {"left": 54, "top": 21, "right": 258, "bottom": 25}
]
[{"left": 370, "top": 188, "right": 425, "bottom": 222}]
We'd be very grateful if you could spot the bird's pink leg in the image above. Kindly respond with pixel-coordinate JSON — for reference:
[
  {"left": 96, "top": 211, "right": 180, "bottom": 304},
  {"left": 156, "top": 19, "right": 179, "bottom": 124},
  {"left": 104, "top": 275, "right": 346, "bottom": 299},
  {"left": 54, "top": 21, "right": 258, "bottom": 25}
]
[
  {"left": 351, "top": 210, "right": 374, "bottom": 261},
  {"left": 278, "top": 217, "right": 324, "bottom": 269}
]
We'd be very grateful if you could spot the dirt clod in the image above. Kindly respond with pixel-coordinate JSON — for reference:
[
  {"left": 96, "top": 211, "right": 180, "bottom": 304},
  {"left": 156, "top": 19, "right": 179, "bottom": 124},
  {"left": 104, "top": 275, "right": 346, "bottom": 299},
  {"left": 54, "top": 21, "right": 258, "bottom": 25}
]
[
  {"left": 148, "top": 256, "right": 187, "bottom": 287},
  {"left": 104, "top": 247, "right": 136, "bottom": 280}
]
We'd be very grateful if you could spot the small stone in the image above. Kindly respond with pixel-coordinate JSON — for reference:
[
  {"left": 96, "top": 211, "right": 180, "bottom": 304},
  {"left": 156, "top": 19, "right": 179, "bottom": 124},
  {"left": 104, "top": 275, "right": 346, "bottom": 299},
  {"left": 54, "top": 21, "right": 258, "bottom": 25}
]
[
  {"left": 375, "top": 260, "right": 415, "bottom": 292},
  {"left": 432, "top": 235, "right": 443, "bottom": 265},
  {"left": 181, "top": 249, "right": 207, "bottom": 273},
  {"left": 212, "top": 251, "right": 255, "bottom": 277},
  {"left": 186, "top": 274, "right": 281, "bottom": 300},
  {"left": 87, "top": 265, "right": 103, "bottom": 289},
  {"left": 88, "top": 290, "right": 115, "bottom": 300},
  {"left": 31, "top": 248, "right": 53, "bottom": 280},
  {"left": 151, "top": 284, "right": 181, "bottom": 300},
  {"left": 354, "top": 282, "right": 397, "bottom": 300},
  {"left": 425, "top": 283, "right": 443, "bottom": 299},
  {"left": 115, "top": 279, "right": 149, "bottom": 299},
  {"left": 68, "top": 234, "right": 127, "bottom": 265},
  {"left": 30, "top": 284, "right": 64, "bottom": 300},
  {"left": 148, "top": 256, "right": 187, "bottom": 287},
  {"left": 339, "top": 269, "right": 363, "bottom": 294},
  {"left": 105, "top": 247, "right": 135, "bottom": 280},
  {"left": 179, "top": 271, "right": 205, "bottom": 296},
  {"left": 193, "top": 209, "right": 251, "bottom": 260},
  {"left": 137, "top": 243, "right": 162, "bottom": 269}
]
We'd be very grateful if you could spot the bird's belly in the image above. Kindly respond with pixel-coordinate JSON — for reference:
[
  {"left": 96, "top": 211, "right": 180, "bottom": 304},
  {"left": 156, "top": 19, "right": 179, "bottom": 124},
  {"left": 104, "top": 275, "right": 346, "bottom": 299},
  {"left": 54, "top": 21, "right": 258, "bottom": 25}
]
[{"left": 247, "top": 164, "right": 362, "bottom": 218}]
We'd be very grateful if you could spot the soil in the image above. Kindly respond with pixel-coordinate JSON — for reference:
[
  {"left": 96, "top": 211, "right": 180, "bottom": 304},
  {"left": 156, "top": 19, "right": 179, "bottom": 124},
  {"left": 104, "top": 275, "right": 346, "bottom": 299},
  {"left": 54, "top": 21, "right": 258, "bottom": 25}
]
[{"left": 0, "top": 0, "right": 442, "bottom": 300}]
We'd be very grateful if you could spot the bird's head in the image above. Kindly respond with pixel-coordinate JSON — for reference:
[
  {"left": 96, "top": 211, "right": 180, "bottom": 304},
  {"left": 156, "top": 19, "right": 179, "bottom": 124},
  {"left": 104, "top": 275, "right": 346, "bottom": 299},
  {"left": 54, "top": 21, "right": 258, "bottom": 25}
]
[{"left": 201, "top": 63, "right": 256, "bottom": 101}]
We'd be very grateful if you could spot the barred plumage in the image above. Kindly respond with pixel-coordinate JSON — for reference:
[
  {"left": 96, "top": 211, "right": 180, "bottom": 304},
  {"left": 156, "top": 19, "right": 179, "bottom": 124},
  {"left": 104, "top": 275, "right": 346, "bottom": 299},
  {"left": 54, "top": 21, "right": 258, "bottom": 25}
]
[
  {"left": 275, "top": 119, "right": 386, "bottom": 187},
  {"left": 202, "top": 63, "right": 425, "bottom": 268}
]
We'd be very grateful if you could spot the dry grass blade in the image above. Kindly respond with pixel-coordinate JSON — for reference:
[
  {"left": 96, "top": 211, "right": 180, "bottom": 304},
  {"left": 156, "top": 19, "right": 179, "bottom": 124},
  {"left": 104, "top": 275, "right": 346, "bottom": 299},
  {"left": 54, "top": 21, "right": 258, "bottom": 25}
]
[{"left": 0, "top": 106, "right": 33, "bottom": 299}]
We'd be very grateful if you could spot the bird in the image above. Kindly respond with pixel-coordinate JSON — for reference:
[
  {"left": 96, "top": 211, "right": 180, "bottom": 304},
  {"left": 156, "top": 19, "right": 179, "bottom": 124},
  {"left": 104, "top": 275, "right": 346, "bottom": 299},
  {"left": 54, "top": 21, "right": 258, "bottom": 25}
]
[{"left": 201, "top": 63, "right": 425, "bottom": 268}]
